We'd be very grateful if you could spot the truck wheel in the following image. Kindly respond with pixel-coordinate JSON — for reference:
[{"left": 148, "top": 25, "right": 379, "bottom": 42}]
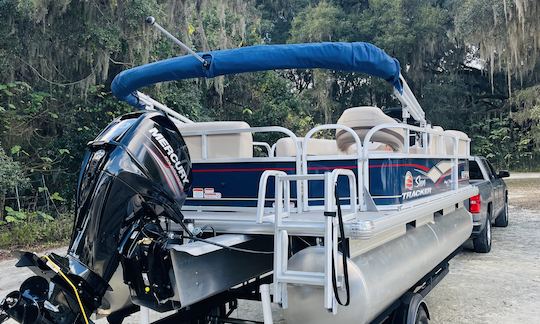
[
  {"left": 494, "top": 199, "right": 509, "bottom": 227},
  {"left": 473, "top": 215, "right": 492, "bottom": 253}
]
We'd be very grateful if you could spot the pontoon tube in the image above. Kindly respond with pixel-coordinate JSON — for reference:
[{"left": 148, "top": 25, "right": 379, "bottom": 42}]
[{"left": 284, "top": 207, "right": 472, "bottom": 324}]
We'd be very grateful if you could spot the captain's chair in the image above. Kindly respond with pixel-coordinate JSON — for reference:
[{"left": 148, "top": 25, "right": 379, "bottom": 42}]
[{"left": 336, "top": 106, "right": 405, "bottom": 152}]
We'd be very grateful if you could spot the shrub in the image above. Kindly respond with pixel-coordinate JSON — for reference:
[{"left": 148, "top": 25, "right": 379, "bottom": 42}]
[{"left": 0, "top": 213, "right": 73, "bottom": 250}]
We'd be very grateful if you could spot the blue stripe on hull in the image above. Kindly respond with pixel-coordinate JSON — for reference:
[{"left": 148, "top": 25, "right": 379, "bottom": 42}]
[{"left": 185, "top": 158, "right": 469, "bottom": 208}]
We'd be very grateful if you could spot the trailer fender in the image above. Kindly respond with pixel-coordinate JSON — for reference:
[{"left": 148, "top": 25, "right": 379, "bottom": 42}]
[{"left": 403, "top": 292, "right": 430, "bottom": 324}]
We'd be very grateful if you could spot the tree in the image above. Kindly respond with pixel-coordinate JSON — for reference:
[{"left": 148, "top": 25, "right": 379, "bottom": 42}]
[{"left": 0, "top": 145, "right": 27, "bottom": 220}]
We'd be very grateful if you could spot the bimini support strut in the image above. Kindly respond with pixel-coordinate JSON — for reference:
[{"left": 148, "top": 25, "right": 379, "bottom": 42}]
[
  {"left": 394, "top": 75, "right": 426, "bottom": 126},
  {"left": 145, "top": 16, "right": 209, "bottom": 67},
  {"left": 136, "top": 91, "right": 194, "bottom": 124}
]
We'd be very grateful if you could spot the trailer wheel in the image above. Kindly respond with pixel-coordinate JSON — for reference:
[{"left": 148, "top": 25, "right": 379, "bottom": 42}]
[
  {"left": 407, "top": 295, "right": 429, "bottom": 324},
  {"left": 396, "top": 292, "right": 430, "bottom": 324},
  {"left": 414, "top": 304, "right": 429, "bottom": 324}
]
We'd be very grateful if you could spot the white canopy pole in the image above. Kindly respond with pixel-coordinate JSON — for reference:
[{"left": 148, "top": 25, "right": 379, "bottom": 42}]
[
  {"left": 136, "top": 91, "right": 194, "bottom": 124},
  {"left": 394, "top": 75, "right": 426, "bottom": 126},
  {"left": 145, "top": 16, "right": 207, "bottom": 66}
]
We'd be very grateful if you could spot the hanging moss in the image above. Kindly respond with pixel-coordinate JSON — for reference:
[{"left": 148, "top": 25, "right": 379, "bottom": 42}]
[
  {"left": 0, "top": 0, "right": 260, "bottom": 103},
  {"left": 455, "top": 0, "right": 540, "bottom": 95}
]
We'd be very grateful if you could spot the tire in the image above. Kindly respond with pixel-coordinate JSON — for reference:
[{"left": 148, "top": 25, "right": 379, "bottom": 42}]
[
  {"left": 473, "top": 213, "right": 492, "bottom": 253},
  {"left": 399, "top": 293, "right": 430, "bottom": 324},
  {"left": 495, "top": 198, "right": 509, "bottom": 227},
  {"left": 415, "top": 305, "right": 429, "bottom": 324}
]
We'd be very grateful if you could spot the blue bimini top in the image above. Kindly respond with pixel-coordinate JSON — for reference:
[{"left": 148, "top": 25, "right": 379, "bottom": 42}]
[{"left": 111, "top": 42, "right": 402, "bottom": 107}]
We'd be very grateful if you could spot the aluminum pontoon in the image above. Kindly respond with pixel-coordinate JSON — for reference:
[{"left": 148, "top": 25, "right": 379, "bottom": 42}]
[{"left": 0, "top": 17, "right": 477, "bottom": 324}]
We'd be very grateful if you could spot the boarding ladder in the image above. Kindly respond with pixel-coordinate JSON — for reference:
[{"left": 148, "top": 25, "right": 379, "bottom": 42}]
[{"left": 265, "top": 169, "right": 358, "bottom": 313}]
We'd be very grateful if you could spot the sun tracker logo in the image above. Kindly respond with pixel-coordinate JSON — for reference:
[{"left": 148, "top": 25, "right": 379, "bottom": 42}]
[{"left": 404, "top": 171, "right": 414, "bottom": 190}]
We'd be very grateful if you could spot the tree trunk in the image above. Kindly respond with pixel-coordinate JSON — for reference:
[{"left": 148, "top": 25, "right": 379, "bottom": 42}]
[{"left": 0, "top": 191, "right": 5, "bottom": 221}]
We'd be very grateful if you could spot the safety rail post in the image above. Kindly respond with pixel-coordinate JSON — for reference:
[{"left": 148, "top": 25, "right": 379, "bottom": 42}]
[
  {"left": 260, "top": 284, "right": 273, "bottom": 324},
  {"left": 452, "top": 136, "right": 459, "bottom": 190},
  {"left": 404, "top": 128, "right": 410, "bottom": 154},
  {"left": 256, "top": 170, "right": 288, "bottom": 223},
  {"left": 438, "top": 132, "right": 445, "bottom": 155},
  {"left": 323, "top": 171, "right": 336, "bottom": 312},
  {"left": 201, "top": 134, "right": 208, "bottom": 160},
  {"left": 422, "top": 129, "right": 429, "bottom": 154},
  {"left": 302, "top": 125, "right": 363, "bottom": 213},
  {"left": 273, "top": 174, "right": 285, "bottom": 306},
  {"left": 322, "top": 169, "right": 357, "bottom": 313},
  {"left": 270, "top": 143, "right": 277, "bottom": 157}
]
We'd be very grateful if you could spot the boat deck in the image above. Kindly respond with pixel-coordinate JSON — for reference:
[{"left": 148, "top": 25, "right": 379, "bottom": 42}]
[{"left": 182, "top": 186, "right": 476, "bottom": 239}]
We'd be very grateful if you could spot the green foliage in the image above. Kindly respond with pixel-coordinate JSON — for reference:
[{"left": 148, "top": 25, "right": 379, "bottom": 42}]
[
  {"left": 0, "top": 0, "right": 537, "bottom": 227},
  {"left": 49, "top": 192, "right": 65, "bottom": 202},
  {"left": 0, "top": 145, "right": 27, "bottom": 191},
  {"left": 3, "top": 207, "right": 54, "bottom": 224},
  {"left": 0, "top": 214, "right": 72, "bottom": 249},
  {"left": 290, "top": 1, "right": 347, "bottom": 42},
  {"left": 512, "top": 85, "right": 540, "bottom": 146}
]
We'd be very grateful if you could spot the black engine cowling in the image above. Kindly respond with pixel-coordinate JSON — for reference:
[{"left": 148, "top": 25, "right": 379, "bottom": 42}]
[
  {"left": 70, "top": 111, "right": 192, "bottom": 280},
  {"left": 1, "top": 111, "right": 193, "bottom": 323}
]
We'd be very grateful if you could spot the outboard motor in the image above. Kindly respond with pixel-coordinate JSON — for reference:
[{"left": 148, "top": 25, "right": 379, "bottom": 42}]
[{"left": 1, "top": 111, "right": 192, "bottom": 323}]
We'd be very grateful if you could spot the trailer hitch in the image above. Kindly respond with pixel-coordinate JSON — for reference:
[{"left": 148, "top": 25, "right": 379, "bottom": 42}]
[{"left": 0, "top": 252, "right": 109, "bottom": 324}]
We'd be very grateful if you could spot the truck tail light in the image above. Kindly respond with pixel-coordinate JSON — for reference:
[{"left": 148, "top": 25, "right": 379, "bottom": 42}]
[{"left": 469, "top": 194, "right": 481, "bottom": 214}]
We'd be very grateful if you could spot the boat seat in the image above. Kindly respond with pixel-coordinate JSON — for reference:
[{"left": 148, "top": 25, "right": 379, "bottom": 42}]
[
  {"left": 341, "top": 142, "right": 394, "bottom": 154},
  {"left": 275, "top": 137, "right": 340, "bottom": 157},
  {"left": 174, "top": 121, "right": 253, "bottom": 159},
  {"left": 336, "top": 106, "right": 404, "bottom": 152},
  {"left": 428, "top": 126, "right": 445, "bottom": 155},
  {"left": 443, "top": 130, "right": 469, "bottom": 155}
]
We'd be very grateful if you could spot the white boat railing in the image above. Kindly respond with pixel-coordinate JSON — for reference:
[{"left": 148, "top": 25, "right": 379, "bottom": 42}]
[
  {"left": 302, "top": 124, "right": 364, "bottom": 211},
  {"left": 363, "top": 123, "right": 471, "bottom": 194},
  {"left": 253, "top": 141, "right": 272, "bottom": 156},
  {"left": 138, "top": 94, "right": 471, "bottom": 217}
]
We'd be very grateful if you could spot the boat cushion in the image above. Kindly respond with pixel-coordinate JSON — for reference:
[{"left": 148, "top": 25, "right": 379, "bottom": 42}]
[
  {"left": 429, "top": 126, "right": 444, "bottom": 155},
  {"left": 443, "top": 130, "right": 469, "bottom": 155},
  {"left": 174, "top": 121, "right": 253, "bottom": 159},
  {"left": 336, "top": 106, "right": 404, "bottom": 152},
  {"left": 275, "top": 137, "right": 340, "bottom": 157}
]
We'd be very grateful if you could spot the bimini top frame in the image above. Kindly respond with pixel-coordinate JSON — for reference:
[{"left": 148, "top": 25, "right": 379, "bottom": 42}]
[{"left": 111, "top": 25, "right": 426, "bottom": 125}]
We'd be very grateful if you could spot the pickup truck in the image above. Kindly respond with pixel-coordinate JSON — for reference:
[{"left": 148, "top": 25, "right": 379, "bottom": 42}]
[{"left": 467, "top": 156, "right": 510, "bottom": 253}]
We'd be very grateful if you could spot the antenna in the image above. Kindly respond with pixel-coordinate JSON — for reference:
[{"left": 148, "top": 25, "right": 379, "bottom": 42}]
[{"left": 146, "top": 16, "right": 209, "bottom": 67}]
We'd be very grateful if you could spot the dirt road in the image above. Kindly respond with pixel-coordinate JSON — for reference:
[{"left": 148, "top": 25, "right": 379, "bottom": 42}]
[{"left": 1, "top": 179, "right": 539, "bottom": 323}]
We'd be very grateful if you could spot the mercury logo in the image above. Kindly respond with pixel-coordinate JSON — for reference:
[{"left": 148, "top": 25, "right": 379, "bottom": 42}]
[
  {"left": 148, "top": 127, "right": 190, "bottom": 185},
  {"left": 405, "top": 171, "right": 414, "bottom": 190}
]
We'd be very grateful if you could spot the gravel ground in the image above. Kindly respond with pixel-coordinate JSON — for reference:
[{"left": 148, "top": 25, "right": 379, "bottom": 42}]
[
  {"left": 425, "top": 206, "right": 540, "bottom": 323},
  {"left": 1, "top": 178, "right": 539, "bottom": 323},
  {"left": 425, "top": 177, "right": 540, "bottom": 323}
]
